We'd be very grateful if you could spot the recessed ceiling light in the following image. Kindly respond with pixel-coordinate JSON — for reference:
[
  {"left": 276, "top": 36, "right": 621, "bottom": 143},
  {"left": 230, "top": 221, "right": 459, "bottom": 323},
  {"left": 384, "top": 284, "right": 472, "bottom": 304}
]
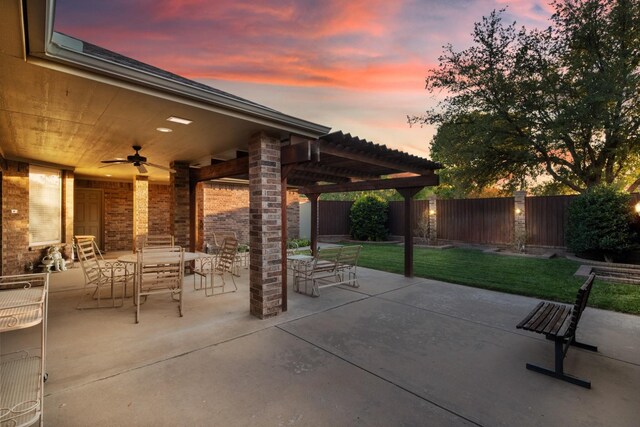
[
  {"left": 105, "top": 174, "right": 112, "bottom": 177},
  {"left": 156, "top": 127, "right": 173, "bottom": 133},
  {"left": 167, "top": 116, "right": 192, "bottom": 125}
]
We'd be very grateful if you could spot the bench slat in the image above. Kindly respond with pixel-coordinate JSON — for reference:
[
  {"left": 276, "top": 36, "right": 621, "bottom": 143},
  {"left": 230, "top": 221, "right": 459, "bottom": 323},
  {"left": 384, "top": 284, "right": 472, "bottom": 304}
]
[
  {"left": 517, "top": 301, "right": 572, "bottom": 337},
  {"left": 530, "top": 303, "right": 558, "bottom": 331},
  {"left": 527, "top": 302, "right": 556, "bottom": 331},
  {"left": 542, "top": 305, "right": 571, "bottom": 336},
  {"left": 516, "top": 301, "right": 544, "bottom": 329}
]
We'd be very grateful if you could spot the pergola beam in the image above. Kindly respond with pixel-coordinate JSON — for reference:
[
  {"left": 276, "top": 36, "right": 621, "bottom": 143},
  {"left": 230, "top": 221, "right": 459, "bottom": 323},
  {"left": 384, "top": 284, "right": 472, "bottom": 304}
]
[
  {"left": 295, "top": 162, "right": 378, "bottom": 180},
  {"left": 300, "top": 174, "right": 439, "bottom": 194},
  {"left": 190, "top": 140, "right": 315, "bottom": 183},
  {"left": 190, "top": 156, "right": 248, "bottom": 182},
  {"left": 318, "top": 140, "right": 435, "bottom": 176},
  {"left": 290, "top": 170, "right": 350, "bottom": 184}
]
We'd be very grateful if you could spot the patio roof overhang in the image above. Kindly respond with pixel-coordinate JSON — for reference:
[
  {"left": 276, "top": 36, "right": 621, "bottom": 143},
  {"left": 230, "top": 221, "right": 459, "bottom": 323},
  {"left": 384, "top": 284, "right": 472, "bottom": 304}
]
[{"left": 0, "top": 0, "right": 330, "bottom": 182}]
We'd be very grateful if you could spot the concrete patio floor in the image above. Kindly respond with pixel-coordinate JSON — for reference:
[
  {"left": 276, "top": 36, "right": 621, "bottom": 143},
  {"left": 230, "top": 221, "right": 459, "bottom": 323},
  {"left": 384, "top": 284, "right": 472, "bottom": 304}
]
[{"left": 3, "top": 260, "right": 639, "bottom": 426}]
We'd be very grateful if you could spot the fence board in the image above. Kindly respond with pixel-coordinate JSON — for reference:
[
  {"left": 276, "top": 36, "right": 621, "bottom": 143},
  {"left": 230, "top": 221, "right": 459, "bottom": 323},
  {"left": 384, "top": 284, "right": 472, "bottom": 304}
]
[
  {"left": 436, "top": 198, "right": 514, "bottom": 244},
  {"left": 525, "top": 195, "right": 573, "bottom": 247},
  {"left": 318, "top": 201, "right": 352, "bottom": 235}
]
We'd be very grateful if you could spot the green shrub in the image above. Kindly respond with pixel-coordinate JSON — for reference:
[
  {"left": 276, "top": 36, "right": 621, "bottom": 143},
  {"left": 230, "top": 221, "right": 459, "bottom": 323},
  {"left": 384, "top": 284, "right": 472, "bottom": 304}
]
[
  {"left": 566, "top": 186, "right": 636, "bottom": 261},
  {"left": 287, "top": 238, "right": 310, "bottom": 248},
  {"left": 350, "top": 195, "right": 388, "bottom": 241}
]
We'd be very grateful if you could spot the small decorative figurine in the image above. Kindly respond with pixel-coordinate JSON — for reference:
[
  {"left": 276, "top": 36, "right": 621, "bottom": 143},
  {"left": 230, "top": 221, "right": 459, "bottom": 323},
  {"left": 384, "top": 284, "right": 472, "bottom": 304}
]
[{"left": 43, "top": 246, "right": 67, "bottom": 272}]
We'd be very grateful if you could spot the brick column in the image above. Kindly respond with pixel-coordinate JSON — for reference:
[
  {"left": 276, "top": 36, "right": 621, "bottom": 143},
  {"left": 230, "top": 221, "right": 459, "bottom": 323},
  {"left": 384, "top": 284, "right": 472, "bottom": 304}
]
[
  {"left": 248, "top": 132, "right": 282, "bottom": 319},
  {"left": 133, "top": 175, "right": 149, "bottom": 250},
  {"left": 514, "top": 191, "right": 527, "bottom": 251},
  {"left": 61, "top": 170, "right": 74, "bottom": 259},
  {"left": 1, "top": 160, "right": 30, "bottom": 275},
  {"left": 195, "top": 182, "right": 205, "bottom": 252},
  {"left": 428, "top": 195, "right": 437, "bottom": 244},
  {"left": 170, "top": 162, "right": 190, "bottom": 248}
]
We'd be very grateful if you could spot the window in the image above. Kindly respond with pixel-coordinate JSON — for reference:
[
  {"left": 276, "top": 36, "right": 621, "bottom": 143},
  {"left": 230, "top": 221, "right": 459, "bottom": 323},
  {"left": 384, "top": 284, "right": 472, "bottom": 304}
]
[{"left": 29, "top": 166, "right": 62, "bottom": 246}]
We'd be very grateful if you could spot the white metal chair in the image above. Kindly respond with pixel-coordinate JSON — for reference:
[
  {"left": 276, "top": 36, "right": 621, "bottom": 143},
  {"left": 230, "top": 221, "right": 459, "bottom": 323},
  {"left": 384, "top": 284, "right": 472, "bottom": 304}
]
[
  {"left": 142, "top": 234, "right": 175, "bottom": 249},
  {"left": 75, "top": 236, "right": 132, "bottom": 309},
  {"left": 194, "top": 237, "right": 238, "bottom": 297},
  {"left": 135, "top": 246, "right": 184, "bottom": 323}
]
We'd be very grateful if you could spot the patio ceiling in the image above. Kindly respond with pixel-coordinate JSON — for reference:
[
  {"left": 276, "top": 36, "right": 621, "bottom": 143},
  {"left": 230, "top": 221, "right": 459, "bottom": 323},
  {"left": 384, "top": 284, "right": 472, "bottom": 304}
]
[{"left": 0, "top": 0, "right": 329, "bottom": 181}]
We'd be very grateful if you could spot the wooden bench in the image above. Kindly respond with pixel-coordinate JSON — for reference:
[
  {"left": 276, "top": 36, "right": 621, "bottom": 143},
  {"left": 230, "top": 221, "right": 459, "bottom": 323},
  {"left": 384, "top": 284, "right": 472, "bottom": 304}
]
[
  {"left": 293, "top": 246, "right": 362, "bottom": 297},
  {"left": 516, "top": 273, "right": 597, "bottom": 388}
]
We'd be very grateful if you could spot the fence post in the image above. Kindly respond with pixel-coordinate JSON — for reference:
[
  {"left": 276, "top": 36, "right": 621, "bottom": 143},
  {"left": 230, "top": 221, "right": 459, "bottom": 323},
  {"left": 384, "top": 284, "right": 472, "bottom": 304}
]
[
  {"left": 428, "top": 195, "right": 437, "bottom": 244},
  {"left": 513, "top": 191, "right": 527, "bottom": 252}
]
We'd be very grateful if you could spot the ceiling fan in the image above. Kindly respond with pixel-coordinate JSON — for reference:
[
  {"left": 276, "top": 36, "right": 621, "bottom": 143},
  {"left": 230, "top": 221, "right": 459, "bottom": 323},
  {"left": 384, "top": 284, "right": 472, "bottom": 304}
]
[{"left": 100, "top": 145, "right": 176, "bottom": 174}]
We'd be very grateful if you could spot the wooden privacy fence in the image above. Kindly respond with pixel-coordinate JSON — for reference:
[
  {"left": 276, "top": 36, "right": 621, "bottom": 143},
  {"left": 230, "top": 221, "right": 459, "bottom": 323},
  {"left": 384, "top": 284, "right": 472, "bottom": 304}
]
[
  {"left": 317, "top": 193, "right": 640, "bottom": 248},
  {"left": 436, "top": 197, "right": 514, "bottom": 244},
  {"left": 318, "top": 201, "right": 353, "bottom": 235}
]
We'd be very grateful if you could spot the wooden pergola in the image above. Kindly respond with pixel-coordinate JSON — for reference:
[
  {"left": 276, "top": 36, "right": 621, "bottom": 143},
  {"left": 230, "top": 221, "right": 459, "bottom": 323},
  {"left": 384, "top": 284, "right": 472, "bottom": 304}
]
[{"left": 189, "top": 131, "right": 441, "bottom": 310}]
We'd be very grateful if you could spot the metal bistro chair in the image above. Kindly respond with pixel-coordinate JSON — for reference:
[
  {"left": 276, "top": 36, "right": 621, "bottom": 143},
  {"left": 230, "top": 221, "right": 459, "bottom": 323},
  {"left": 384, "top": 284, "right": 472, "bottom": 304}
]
[
  {"left": 75, "top": 236, "right": 132, "bottom": 309},
  {"left": 204, "top": 232, "right": 237, "bottom": 255},
  {"left": 194, "top": 237, "right": 238, "bottom": 297},
  {"left": 142, "top": 234, "right": 175, "bottom": 249},
  {"left": 135, "top": 246, "right": 184, "bottom": 323}
]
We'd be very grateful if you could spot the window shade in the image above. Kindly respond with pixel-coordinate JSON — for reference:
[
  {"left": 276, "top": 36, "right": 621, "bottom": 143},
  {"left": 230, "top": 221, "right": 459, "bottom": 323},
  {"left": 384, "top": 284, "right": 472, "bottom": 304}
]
[{"left": 29, "top": 166, "right": 62, "bottom": 246}]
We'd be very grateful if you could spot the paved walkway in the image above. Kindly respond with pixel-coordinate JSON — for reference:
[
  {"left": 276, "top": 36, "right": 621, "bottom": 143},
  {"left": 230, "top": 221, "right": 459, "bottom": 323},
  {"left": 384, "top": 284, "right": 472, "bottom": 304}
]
[{"left": 8, "top": 265, "right": 638, "bottom": 426}]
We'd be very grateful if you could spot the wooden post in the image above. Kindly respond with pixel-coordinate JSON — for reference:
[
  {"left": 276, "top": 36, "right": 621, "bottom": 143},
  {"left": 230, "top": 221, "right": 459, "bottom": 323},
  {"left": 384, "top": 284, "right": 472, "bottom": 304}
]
[
  {"left": 189, "top": 181, "right": 197, "bottom": 253},
  {"left": 307, "top": 193, "right": 320, "bottom": 256},
  {"left": 397, "top": 187, "right": 422, "bottom": 277},
  {"left": 281, "top": 165, "right": 295, "bottom": 312}
]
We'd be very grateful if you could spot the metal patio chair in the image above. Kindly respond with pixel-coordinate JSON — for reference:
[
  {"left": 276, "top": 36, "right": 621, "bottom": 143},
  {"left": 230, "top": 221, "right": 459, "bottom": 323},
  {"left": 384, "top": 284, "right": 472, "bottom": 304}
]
[
  {"left": 75, "top": 236, "right": 132, "bottom": 309},
  {"left": 196, "top": 237, "right": 238, "bottom": 297},
  {"left": 135, "top": 246, "right": 184, "bottom": 323}
]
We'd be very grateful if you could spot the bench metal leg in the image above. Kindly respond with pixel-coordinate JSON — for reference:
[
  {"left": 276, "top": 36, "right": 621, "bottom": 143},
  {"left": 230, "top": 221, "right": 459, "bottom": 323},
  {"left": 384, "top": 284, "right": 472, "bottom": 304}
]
[
  {"left": 526, "top": 339, "right": 592, "bottom": 388},
  {"left": 571, "top": 338, "right": 598, "bottom": 352}
]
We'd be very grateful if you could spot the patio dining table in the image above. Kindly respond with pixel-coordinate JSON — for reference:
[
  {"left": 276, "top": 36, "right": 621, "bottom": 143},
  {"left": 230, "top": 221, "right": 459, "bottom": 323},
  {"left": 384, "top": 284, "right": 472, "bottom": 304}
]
[
  {"left": 117, "top": 251, "right": 206, "bottom": 302},
  {"left": 117, "top": 251, "right": 203, "bottom": 265}
]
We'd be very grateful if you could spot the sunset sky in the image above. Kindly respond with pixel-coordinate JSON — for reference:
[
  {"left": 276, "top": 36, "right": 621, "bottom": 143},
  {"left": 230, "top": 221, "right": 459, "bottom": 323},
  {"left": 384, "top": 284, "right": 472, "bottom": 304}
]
[{"left": 54, "top": 0, "right": 553, "bottom": 158}]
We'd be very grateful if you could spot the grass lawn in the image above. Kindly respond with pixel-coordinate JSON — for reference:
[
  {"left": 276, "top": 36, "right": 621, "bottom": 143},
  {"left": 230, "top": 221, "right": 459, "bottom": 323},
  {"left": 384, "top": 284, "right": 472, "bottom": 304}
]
[{"left": 352, "top": 243, "right": 640, "bottom": 315}]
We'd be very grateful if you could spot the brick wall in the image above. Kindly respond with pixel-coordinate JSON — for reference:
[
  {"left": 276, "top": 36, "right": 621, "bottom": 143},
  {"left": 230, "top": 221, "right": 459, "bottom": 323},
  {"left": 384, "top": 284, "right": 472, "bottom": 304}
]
[
  {"left": 75, "top": 179, "right": 133, "bottom": 252},
  {"left": 149, "top": 183, "right": 170, "bottom": 236},
  {"left": 201, "top": 182, "right": 250, "bottom": 246},
  {"left": 1, "top": 160, "right": 74, "bottom": 275},
  {"left": 1, "top": 160, "right": 36, "bottom": 274},
  {"left": 196, "top": 182, "right": 300, "bottom": 251}
]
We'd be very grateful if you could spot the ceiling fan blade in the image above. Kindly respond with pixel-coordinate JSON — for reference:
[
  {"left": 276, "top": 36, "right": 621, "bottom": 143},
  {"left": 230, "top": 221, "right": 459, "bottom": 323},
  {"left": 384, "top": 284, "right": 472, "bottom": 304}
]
[
  {"left": 144, "top": 162, "right": 177, "bottom": 173},
  {"left": 98, "top": 163, "right": 126, "bottom": 169},
  {"left": 137, "top": 164, "right": 148, "bottom": 174},
  {"left": 101, "top": 158, "right": 128, "bottom": 164}
]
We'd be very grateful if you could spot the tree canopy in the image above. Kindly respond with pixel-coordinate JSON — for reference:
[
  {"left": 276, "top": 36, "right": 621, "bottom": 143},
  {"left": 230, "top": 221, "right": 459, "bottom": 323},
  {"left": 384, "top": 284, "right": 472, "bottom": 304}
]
[{"left": 411, "top": 0, "right": 640, "bottom": 194}]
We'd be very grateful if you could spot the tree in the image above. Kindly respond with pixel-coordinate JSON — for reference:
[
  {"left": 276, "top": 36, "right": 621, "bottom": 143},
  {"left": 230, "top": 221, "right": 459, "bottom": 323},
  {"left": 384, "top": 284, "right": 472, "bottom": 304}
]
[{"left": 411, "top": 1, "right": 640, "bottom": 194}]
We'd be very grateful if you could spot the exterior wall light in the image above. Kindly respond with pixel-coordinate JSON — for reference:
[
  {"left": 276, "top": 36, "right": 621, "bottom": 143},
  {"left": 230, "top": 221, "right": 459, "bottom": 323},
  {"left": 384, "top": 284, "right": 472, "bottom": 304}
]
[
  {"left": 429, "top": 209, "right": 436, "bottom": 216},
  {"left": 515, "top": 208, "right": 522, "bottom": 215},
  {"left": 635, "top": 202, "right": 640, "bottom": 214}
]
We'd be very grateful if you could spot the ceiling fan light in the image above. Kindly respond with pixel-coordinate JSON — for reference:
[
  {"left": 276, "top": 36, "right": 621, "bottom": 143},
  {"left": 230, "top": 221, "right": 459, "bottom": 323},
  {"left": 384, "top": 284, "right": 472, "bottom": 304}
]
[
  {"left": 156, "top": 127, "right": 173, "bottom": 133},
  {"left": 167, "top": 116, "right": 192, "bottom": 125}
]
